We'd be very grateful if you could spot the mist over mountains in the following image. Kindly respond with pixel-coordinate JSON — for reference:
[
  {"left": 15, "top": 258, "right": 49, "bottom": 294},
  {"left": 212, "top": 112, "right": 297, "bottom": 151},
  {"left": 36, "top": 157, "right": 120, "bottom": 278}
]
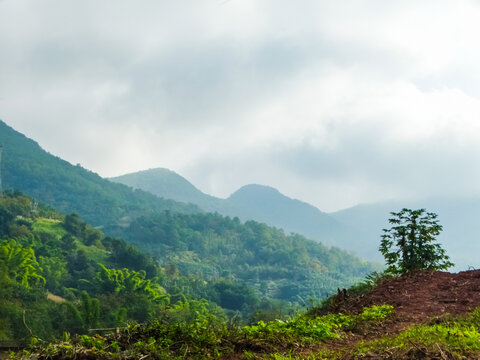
[
  {"left": 111, "top": 170, "right": 349, "bottom": 249},
  {"left": 112, "top": 168, "right": 480, "bottom": 270},
  {"left": 331, "top": 198, "right": 480, "bottom": 271},
  {"left": 0, "top": 119, "right": 378, "bottom": 302},
  {"left": 1, "top": 117, "right": 479, "bottom": 270}
]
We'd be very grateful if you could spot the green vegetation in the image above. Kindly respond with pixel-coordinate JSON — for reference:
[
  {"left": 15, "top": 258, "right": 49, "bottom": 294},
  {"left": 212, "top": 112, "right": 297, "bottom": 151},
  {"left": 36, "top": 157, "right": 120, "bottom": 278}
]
[
  {"left": 5, "top": 198, "right": 480, "bottom": 359},
  {"left": 380, "top": 208, "right": 453, "bottom": 274},
  {"left": 0, "top": 191, "right": 378, "bottom": 346},
  {"left": 0, "top": 120, "right": 379, "bottom": 311},
  {"left": 242, "top": 305, "right": 393, "bottom": 345},
  {"left": 0, "top": 120, "right": 200, "bottom": 231},
  {"left": 121, "top": 211, "right": 378, "bottom": 304},
  {"left": 10, "top": 305, "right": 394, "bottom": 359},
  {"left": 0, "top": 191, "right": 179, "bottom": 341},
  {"left": 5, "top": 119, "right": 473, "bottom": 359},
  {"left": 354, "top": 309, "right": 480, "bottom": 359},
  {"left": 0, "top": 238, "right": 45, "bottom": 288}
]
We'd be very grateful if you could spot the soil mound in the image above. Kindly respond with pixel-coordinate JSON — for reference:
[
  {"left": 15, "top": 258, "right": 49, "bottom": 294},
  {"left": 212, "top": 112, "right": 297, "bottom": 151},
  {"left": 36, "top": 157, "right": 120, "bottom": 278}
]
[{"left": 342, "top": 270, "right": 480, "bottom": 325}]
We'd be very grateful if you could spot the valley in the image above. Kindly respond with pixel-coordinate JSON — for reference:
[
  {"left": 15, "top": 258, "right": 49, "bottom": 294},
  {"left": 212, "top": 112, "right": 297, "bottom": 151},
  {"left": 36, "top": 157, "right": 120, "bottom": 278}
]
[
  {"left": 112, "top": 167, "right": 480, "bottom": 270},
  {"left": 2, "top": 119, "right": 480, "bottom": 359},
  {"left": 2, "top": 1, "right": 478, "bottom": 358}
]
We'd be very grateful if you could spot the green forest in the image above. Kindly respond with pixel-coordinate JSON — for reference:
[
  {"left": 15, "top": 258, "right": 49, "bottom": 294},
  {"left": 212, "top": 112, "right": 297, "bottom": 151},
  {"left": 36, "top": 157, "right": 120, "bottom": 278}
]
[
  {"left": 121, "top": 211, "right": 375, "bottom": 302},
  {"left": 0, "top": 191, "right": 175, "bottom": 341},
  {"left": 0, "top": 121, "right": 199, "bottom": 231},
  {"left": 0, "top": 191, "right": 376, "bottom": 343},
  {"left": 0, "top": 120, "right": 380, "bottom": 333},
  {"left": 5, "top": 191, "right": 480, "bottom": 359},
  {"left": 7, "top": 119, "right": 479, "bottom": 359}
]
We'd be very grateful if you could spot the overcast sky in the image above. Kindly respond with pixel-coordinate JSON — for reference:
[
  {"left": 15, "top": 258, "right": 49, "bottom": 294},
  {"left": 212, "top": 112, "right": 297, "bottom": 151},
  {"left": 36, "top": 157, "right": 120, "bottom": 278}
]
[{"left": 2, "top": 0, "right": 480, "bottom": 212}]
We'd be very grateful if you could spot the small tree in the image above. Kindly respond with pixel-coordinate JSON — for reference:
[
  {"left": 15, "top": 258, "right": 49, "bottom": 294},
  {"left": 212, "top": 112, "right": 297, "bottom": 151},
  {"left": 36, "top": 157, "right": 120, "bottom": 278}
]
[{"left": 379, "top": 208, "right": 453, "bottom": 275}]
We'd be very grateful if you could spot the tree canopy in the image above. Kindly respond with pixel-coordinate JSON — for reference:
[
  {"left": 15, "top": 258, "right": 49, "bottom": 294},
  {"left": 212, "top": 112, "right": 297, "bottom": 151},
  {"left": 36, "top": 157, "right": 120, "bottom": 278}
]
[{"left": 379, "top": 208, "right": 453, "bottom": 274}]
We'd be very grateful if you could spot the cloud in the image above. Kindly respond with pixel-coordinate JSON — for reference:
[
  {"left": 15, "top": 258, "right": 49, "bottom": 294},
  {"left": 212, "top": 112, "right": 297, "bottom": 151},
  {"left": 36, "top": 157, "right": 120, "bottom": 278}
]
[
  {"left": 180, "top": 63, "right": 480, "bottom": 209},
  {"left": 2, "top": 0, "right": 480, "bottom": 211}
]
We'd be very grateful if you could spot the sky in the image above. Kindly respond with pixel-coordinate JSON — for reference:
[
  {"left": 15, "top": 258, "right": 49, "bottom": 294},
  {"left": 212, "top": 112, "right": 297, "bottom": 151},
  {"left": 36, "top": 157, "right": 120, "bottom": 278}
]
[{"left": 2, "top": 0, "right": 480, "bottom": 212}]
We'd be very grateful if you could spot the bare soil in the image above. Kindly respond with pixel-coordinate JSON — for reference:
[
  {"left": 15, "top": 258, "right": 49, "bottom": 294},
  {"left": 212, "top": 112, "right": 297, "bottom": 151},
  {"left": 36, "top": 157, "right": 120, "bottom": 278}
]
[
  {"left": 343, "top": 270, "right": 480, "bottom": 321},
  {"left": 315, "top": 269, "right": 480, "bottom": 358}
]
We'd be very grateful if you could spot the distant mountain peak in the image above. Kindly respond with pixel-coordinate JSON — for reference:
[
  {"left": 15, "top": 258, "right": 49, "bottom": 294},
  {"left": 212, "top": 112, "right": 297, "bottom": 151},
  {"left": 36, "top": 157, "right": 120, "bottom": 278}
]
[
  {"left": 229, "top": 184, "right": 281, "bottom": 197},
  {"left": 111, "top": 168, "right": 348, "bottom": 247},
  {"left": 110, "top": 167, "right": 222, "bottom": 212},
  {"left": 112, "top": 167, "right": 197, "bottom": 190},
  {"left": 228, "top": 183, "right": 322, "bottom": 213}
]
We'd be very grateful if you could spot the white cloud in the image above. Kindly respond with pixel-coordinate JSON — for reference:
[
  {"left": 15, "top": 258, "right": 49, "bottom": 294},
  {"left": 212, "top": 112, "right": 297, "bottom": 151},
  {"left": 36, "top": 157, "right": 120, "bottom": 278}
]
[{"left": 2, "top": 0, "right": 480, "bottom": 211}]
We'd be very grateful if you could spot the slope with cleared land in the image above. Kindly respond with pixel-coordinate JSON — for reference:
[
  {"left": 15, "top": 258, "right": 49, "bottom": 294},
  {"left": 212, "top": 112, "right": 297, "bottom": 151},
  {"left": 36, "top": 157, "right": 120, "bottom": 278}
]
[
  {"left": 308, "top": 269, "right": 480, "bottom": 359},
  {"left": 15, "top": 270, "right": 480, "bottom": 359},
  {"left": 340, "top": 270, "right": 480, "bottom": 320}
]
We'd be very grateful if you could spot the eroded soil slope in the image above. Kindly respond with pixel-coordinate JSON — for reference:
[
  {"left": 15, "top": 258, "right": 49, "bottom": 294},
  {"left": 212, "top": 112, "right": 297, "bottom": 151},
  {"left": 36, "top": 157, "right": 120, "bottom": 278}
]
[{"left": 324, "top": 269, "right": 480, "bottom": 340}]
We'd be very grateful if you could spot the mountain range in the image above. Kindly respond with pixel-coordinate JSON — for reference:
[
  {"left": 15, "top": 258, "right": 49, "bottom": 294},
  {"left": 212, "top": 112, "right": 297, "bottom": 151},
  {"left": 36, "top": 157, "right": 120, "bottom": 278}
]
[
  {"left": 2, "top": 118, "right": 479, "bottom": 270},
  {"left": 112, "top": 168, "right": 480, "bottom": 270},
  {"left": 1, "top": 118, "right": 479, "bottom": 358},
  {"left": 0, "top": 119, "right": 378, "bottom": 301},
  {"left": 111, "top": 169, "right": 350, "bottom": 249},
  {"left": 0, "top": 120, "right": 200, "bottom": 234},
  {"left": 109, "top": 169, "right": 387, "bottom": 262}
]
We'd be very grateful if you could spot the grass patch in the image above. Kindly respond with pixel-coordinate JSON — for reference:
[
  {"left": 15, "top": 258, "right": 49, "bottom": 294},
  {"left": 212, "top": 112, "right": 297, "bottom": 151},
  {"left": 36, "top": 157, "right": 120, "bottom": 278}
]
[
  {"left": 354, "top": 308, "right": 480, "bottom": 359},
  {"left": 75, "top": 241, "right": 109, "bottom": 264},
  {"left": 32, "top": 218, "right": 66, "bottom": 239},
  {"left": 243, "top": 305, "right": 394, "bottom": 345}
]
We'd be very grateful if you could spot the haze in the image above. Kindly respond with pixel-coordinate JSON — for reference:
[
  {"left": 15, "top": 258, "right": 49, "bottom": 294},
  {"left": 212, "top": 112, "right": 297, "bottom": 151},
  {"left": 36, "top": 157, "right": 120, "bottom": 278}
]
[{"left": 1, "top": 0, "right": 480, "bottom": 211}]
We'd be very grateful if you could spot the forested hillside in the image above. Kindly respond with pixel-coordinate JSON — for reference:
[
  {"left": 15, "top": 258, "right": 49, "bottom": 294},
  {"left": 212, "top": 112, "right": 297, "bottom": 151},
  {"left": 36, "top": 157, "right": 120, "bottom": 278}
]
[
  {"left": 111, "top": 169, "right": 352, "bottom": 247},
  {"left": 0, "top": 191, "right": 376, "bottom": 344},
  {"left": 13, "top": 190, "right": 476, "bottom": 360},
  {"left": 225, "top": 184, "right": 348, "bottom": 245},
  {"left": 119, "top": 211, "right": 377, "bottom": 303},
  {"left": 0, "top": 191, "right": 216, "bottom": 341},
  {"left": 113, "top": 168, "right": 480, "bottom": 271},
  {"left": 0, "top": 120, "right": 382, "bottom": 349},
  {"left": 0, "top": 120, "right": 200, "bottom": 231},
  {"left": 0, "top": 120, "right": 377, "bottom": 283},
  {"left": 0, "top": 192, "right": 279, "bottom": 342},
  {"left": 0, "top": 192, "right": 148, "bottom": 339}
]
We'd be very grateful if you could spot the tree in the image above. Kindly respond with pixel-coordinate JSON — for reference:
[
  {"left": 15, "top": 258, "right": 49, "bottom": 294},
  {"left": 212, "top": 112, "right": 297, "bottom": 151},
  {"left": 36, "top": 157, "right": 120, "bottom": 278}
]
[
  {"left": 63, "top": 213, "right": 86, "bottom": 238},
  {"left": 0, "top": 239, "right": 45, "bottom": 288},
  {"left": 379, "top": 208, "right": 453, "bottom": 274}
]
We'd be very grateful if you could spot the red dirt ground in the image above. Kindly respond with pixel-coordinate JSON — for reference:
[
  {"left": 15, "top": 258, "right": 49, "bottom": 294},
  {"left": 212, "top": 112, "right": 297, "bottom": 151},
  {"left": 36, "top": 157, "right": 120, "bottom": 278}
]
[
  {"left": 344, "top": 270, "right": 480, "bottom": 319},
  {"left": 318, "top": 269, "right": 480, "bottom": 346},
  {"left": 305, "top": 270, "right": 480, "bottom": 359}
]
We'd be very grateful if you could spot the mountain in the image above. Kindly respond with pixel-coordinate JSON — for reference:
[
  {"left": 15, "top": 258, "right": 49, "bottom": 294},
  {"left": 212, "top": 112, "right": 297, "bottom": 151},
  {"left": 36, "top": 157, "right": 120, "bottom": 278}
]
[
  {"left": 224, "top": 184, "right": 349, "bottom": 244},
  {"left": 0, "top": 120, "right": 379, "bottom": 302},
  {"left": 0, "top": 120, "right": 200, "bottom": 232},
  {"left": 0, "top": 161, "right": 381, "bottom": 346},
  {"left": 111, "top": 169, "right": 355, "bottom": 250},
  {"left": 111, "top": 168, "right": 480, "bottom": 270},
  {"left": 110, "top": 168, "right": 223, "bottom": 213}
]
